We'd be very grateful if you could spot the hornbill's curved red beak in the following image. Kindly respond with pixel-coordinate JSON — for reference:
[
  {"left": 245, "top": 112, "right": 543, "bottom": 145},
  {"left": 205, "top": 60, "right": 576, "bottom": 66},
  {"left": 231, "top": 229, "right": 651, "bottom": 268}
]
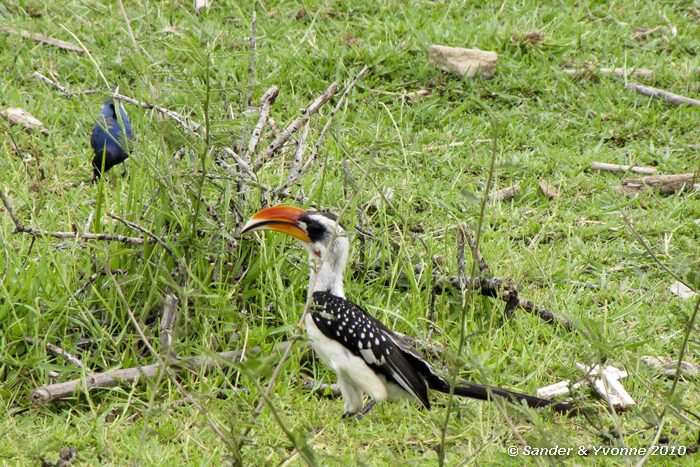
[{"left": 240, "top": 205, "right": 311, "bottom": 244}]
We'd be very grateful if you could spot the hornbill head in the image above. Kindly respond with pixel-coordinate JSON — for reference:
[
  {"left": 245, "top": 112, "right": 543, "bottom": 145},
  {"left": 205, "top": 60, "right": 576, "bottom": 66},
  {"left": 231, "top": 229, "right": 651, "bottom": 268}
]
[{"left": 241, "top": 205, "right": 347, "bottom": 261}]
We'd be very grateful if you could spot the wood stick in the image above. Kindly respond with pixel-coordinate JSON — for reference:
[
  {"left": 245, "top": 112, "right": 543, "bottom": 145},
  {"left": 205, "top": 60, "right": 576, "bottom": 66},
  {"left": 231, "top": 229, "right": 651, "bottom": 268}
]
[
  {"left": 31, "top": 348, "right": 258, "bottom": 404},
  {"left": 626, "top": 83, "right": 700, "bottom": 107},
  {"left": 489, "top": 184, "right": 520, "bottom": 201},
  {"left": 591, "top": 161, "right": 657, "bottom": 175},
  {"left": 564, "top": 67, "right": 653, "bottom": 79},
  {"left": 246, "top": 85, "right": 279, "bottom": 160},
  {"left": 246, "top": 11, "right": 256, "bottom": 109},
  {"left": 1, "top": 27, "right": 84, "bottom": 53},
  {"left": 160, "top": 294, "right": 179, "bottom": 351},
  {"left": 308, "top": 66, "right": 368, "bottom": 165},
  {"left": 32, "top": 72, "right": 201, "bottom": 134},
  {"left": 436, "top": 276, "right": 574, "bottom": 331},
  {"left": 258, "top": 82, "right": 338, "bottom": 168},
  {"left": 25, "top": 338, "right": 85, "bottom": 370},
  {"left": 622, "top": 173, "right": 697, "bottom": 194}
]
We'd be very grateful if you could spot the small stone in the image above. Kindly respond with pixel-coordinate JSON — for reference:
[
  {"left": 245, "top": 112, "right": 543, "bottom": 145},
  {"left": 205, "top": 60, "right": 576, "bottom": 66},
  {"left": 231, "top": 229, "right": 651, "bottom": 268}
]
[
  {"left": 428, "top": 45, "right": 498, "bottom": 79},
  {"left": 669, "top": 281, "right": 697, "bottom": 299}
]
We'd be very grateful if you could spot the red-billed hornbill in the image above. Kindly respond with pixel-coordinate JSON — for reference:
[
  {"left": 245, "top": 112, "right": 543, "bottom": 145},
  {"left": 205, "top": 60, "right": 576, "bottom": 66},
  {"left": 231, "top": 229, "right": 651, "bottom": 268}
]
[{"left": 242, "top": 206, "right": 577, "bottom": 416}]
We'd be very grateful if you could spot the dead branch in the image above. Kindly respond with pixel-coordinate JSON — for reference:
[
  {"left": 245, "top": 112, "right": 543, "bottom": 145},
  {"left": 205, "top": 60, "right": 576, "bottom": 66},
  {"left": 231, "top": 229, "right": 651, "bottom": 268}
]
[
  {"left": 32, "top": 72, "right": 201, "bottom": 134},
  {"left": 461, "top": 224, "right": 490, "bottom": 275},
  {"left": 30, "top": 347, "right": 260, "bottom": 404},
  {"left": 489, "top": 184, "right": 520, "bottom": 202},
  {"left": 1, "top": 27, "right": 84, "bottom": 53},
  {"left": 621, "top": 173, "right": 697, "bottom": 194},
  {"left": 247, "top": 86, "right": 279, "bottom": 160},
  {"left": 116, "top": 0, "right": 138, "bottom": 50},
  {"left": 257, "top": 82, "right": 339, "bottom": 168},
  {"left": 107, "top": 213, "right": 180, "bottom": 266},
  {"left": 538, "top": 180, "right": 560, "bottom": 199},
  {"left": 295, "top": 374, "right": 341, "bottom": 398},
  {"left": 436, "top": 275, "right": 574, "bottom": 330},
  {"left": 247, "top": 11, "right": 256, "bottom": 109},
  {"left": 73, "top": 267, "right": 127, "bottom": 297},
  {"left": 160, "top": 294, "right": 179, "bottom": 351},
  {"left": 564, "top": 67, "right": 653, "bottom": 79},
  {"left": 626, "top": 82, "right": 700, "bottom": 107},
  {"left": 307, "top": 66, "right": 369, "bottom": 166},
  {"left": 591, "top": 161, "right": 657, "bottom": 175},
  {"left": 277, "top": 119, "right": 311, "bottom": 195},
  {"left": 26, "top": 338, "right": 85, "bottom": 370}
]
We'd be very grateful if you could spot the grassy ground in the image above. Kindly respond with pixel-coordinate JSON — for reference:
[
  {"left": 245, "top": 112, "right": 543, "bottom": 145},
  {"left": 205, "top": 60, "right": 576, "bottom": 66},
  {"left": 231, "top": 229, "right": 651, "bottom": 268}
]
[{"left": 1, "top": 0, "right": 699, "bottom": 464}]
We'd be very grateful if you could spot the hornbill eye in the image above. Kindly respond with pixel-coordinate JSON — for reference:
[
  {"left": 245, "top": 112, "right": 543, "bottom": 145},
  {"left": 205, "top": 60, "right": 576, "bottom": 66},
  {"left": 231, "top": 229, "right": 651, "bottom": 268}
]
[{"left": 305, "top": 222, "right": 326, "bottom": 243}]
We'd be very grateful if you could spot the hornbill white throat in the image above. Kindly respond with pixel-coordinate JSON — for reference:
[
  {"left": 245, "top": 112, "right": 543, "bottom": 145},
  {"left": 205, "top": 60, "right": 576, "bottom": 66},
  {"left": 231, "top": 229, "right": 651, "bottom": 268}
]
[{"left": 242, "top": 205, "right": 578, "bottom": 417}]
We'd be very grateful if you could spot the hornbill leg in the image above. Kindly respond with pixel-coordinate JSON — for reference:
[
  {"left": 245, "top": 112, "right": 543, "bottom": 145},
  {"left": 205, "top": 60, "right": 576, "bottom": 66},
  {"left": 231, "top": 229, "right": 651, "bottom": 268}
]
[{"left": 354, "top": 400, "right": 376, "bottom": 420}]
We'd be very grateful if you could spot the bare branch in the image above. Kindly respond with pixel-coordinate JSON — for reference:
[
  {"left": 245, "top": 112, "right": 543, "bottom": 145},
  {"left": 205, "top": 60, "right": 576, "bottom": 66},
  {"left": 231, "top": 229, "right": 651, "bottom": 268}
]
[
  {"left": 461, "top": 224, "right": 490, "bottom": 275},
  {"left": 307, "top": 66, "right": 368, "bottom": 166},
  {"left": 32, "top": 72, "right": 201, "bottom": 134},
  {"left": 107, "top": 213, "right": 182, "bottom": 268},
  {"left": 116, "top": 0, "right": 138, "bottom": 50},
  {"left": 258, "top": 82, "right": 339, "bottom": 168},
  {"left": 25, "top": 338, "right": 86, "bottom": 370},
  {"left": 1, "top": 27, "right": 84, "bottom": 53},
  {"left": 160, "top": 294, "right": 179, "bottom": 352},
  {"left": 247, "top": 11, "right": 256, "bottom": 108},
  {"left": 591, "top": 161, "right": 657, "bottom": 175},
  {"left": 622, "top": 173, "right": 697, "bottom": 194},
  {"left": 277, "top": 119, "right": 311, "bottom": 195},
  {"left": 30, "top": 348, "right": 259, "bottom": 404},
  {"left": 0, "top": 187, "right": 24, "bottom": 230},
  {"left": 247, "top": 86, "right": 279, "bottom": 160},
  {"left": 626, "top": 82, "right": 700, "bottom": 107}
]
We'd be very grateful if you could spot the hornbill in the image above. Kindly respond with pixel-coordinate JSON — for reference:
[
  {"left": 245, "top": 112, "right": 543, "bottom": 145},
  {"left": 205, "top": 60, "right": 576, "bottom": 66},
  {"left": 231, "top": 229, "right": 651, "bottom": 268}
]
[{"left": 242, "top": 206, "right": 577, "bottom": 416}]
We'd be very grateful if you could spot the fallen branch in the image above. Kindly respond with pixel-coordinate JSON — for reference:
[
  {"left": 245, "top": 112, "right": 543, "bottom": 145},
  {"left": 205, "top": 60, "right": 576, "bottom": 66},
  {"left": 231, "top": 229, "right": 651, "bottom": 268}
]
[
  {"left": 257, "top": 82, "right": 339, "bottom": 168},
  {"left": 31, "top": 347, "right": 260, "bottom": 404},
  {"left": 25, "top": 338, "right": 85, "bottom": 370},
  {"left": 295, "top": 374, "right": 341, "bottom": 398},
  {"left": 626, "top": 82, "right": 700, "bottom": 107},
  {"left": 246, "top": 86, "right": 279, "bottom": 160},
  {"left": 160, "top": 294, "right": 179, "bottom": 352},
  {"left": 1, "top": 27, "right": 84, "bottom": 53},
  {"left": 0, "top": 187, "right": 156, "bottom": 245},
  {"left": 621, "top": 173, "right": 697, "bottom": 194},
  {"left": 32, "top": 72, "right": 201, "bottom": 134},
  {"left": 564, "top": 67, "right": 653, "bottom": 79},
  {"left": 591, "top": 161, "right": 657, "bottom": 175}
]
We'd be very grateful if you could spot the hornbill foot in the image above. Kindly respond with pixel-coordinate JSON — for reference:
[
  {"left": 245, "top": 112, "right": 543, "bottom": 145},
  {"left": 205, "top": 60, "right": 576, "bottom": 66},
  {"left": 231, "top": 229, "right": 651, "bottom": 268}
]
[{"left": 354, "top": 401, "right": 376, "bottom": 420}]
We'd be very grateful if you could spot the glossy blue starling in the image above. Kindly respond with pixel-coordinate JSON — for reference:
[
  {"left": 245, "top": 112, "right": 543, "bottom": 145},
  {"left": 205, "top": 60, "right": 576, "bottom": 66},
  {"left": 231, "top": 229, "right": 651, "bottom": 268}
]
[{"left": 90, "top": 96, "right": 133, "bottom": 179}]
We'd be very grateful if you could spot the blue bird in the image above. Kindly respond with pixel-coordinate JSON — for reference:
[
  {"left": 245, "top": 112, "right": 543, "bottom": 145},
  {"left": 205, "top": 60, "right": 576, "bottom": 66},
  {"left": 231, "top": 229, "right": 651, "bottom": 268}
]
[{"left": 90, "top": 95, "right": 133, "bottom": 180}]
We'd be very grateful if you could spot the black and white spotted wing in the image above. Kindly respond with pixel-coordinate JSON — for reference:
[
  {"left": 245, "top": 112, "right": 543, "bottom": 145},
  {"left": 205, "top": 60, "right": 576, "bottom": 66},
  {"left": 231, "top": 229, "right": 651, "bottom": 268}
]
[{"left": 311, "top": 291, "right": 431, "bottom": 408}]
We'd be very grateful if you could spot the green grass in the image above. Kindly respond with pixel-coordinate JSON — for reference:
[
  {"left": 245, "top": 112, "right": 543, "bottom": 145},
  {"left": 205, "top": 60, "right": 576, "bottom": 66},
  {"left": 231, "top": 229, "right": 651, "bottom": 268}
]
[{"left": 1, "top": 0, "right": 699, "bottom": 464}]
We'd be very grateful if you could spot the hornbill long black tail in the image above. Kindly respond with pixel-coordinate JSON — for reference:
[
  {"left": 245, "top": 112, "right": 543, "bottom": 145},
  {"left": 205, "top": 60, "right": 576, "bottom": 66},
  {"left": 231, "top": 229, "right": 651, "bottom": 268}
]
[{"left": 242, "top": 206, "right": 578, "bottom": 417}]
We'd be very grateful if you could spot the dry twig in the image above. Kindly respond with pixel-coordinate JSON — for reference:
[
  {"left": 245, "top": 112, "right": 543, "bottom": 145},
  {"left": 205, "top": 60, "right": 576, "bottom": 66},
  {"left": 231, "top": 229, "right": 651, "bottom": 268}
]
[
  {"left": 30, "top": 348, "right": 260, "bottom": 404},
  {"left": 25, "top": 338, "right": 85, "bottom": 370},
  {"left": 257, "top": 82, "right": 339, "bottom": 168},
  {"left": 1, "top": 27, "right": 84, "bottom": 53},
  {"left": 160, "top": 294, "right": 179, "bottom": 352},
  {"left": 591, "top": 161, "right": 657, "bottom": 175},
  {"left": 621, "top": 173, "right": 697, "bottom": 194},
  {"left": 626, "top": 82, "right": 700, "bottom": 107}
]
